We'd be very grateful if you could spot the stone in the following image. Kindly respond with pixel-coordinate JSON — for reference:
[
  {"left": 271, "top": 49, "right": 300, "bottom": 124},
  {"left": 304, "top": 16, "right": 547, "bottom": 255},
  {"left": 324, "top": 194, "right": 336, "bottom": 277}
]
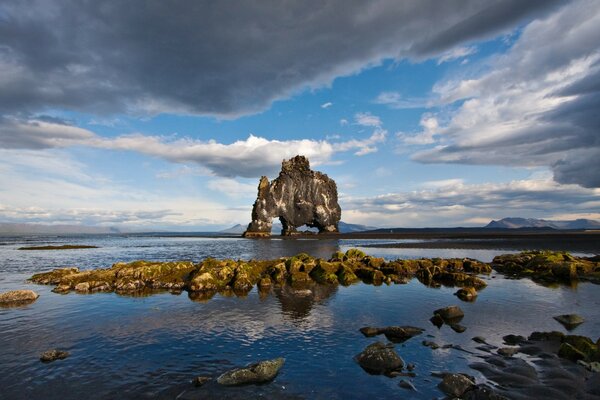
[
  {"left": 472, "top": 336, "right": 488, "bottom": 344},
  {"left": 398, "top": 379, "right": 416, "bottom": 390},
  {"left": 503, "top": 334, "right": 527, "bottom": 345},
  {"left": 422, "top": 340, "right": 440, "bottom": 350},
  {"left": 381, "top": 326, "right": 425, "bottom": 343},
  {"left": 434, "top": 305, "right": 465, "bottom": 322},
  {"left": 354, "top": 341, "right": 404, "bottom": 375},
  {"left": 450, "top": 323, "right": 467, "bottom": 333},
  {"left": 217, "top": 358, "right": 285, "bottom": 386},
  {"left": 553, "top": 314, "right": 585, "bottom": 330},
  {"left": 437, "top": 373, "right": 475, "bottom": 397},
  {"left": 193, "top": 376, "right": 211, "bottom": 387},
  {"left": 558, "top": 343, "right": 585, "bottom": 362},
  {"left": 40, "top": 349, "right": 69, "bottom": 362},
  {"left": 359, "top": 327, "right": 381, "bottom": 337},
  {"left": 243, "top": 156, "right": 341, "bottom": 236},
  {"left": 463, "top": 384, "right": 509, "bottom": 400},
  {"left": 497, "top": 347, "right": 519, "bottom": 357},
  {"left": 455, "top": 287, "right": 478, "bottom": 301},
  {"left": 430, "top": 314, "right": 444, "bottom": 328},
  {"left": 0, "top": 290, "right": 39, "bottom": 306}
]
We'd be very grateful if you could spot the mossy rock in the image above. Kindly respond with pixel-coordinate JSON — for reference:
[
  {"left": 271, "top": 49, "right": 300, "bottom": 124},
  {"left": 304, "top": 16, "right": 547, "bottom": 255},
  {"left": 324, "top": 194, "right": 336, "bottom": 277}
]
[
  {"left": 288, "top": 271, "right": 312, "bottom": 287},
  {"left": 268, "top": 262, "right": 288, "bottom": 284},
  {"left": 310, "top": 262, "right": 340, "bottom": 284},
  {"left": 232, "top": 262, "right": 262, "bottom": 292},
  {"left": 337, "top": 265, "right": 359, "bottom": 286},
  {"left": 364, "top": 256, "right": 385, "bottom": 269},
  {"left": 330, "top": 251, "right": 345, "bottom": 262},
  {"left": 343, "top": 249, "right": 366, "bottom": 261},
  {"left": 189, "top": 260, "right": 236, "bottom": 291},
  {"left": 559, "top": 342, "right": 586, "bottom": 362},
  {"left": 563, "top": 335, "right": 598, "bottom": 360},
  {"left": 30, "top": 267, "right": 80, "bottom": 284}
]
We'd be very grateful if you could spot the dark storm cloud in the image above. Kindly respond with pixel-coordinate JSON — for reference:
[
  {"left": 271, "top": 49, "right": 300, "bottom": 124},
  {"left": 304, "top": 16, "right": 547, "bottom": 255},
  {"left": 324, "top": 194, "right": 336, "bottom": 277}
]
[
  {"left": 411, "top": 0, "right": 600, "bottom": 188},
  {"left": 0, "top": 0, "right": 562, "bottom": 117}
]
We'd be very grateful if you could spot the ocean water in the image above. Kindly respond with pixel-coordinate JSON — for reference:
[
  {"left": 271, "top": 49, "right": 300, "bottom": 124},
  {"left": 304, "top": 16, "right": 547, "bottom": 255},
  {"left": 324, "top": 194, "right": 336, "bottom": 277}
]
[{"left": 0, "top": 235, "right": 598, "bottom": 399}]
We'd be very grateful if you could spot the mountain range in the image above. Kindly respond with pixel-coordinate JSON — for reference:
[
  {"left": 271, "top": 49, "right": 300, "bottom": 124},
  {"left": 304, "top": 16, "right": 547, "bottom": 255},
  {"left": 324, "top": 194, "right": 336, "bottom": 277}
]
[{"left": 485, "top": 218, "right": 600, "bottom": 230}]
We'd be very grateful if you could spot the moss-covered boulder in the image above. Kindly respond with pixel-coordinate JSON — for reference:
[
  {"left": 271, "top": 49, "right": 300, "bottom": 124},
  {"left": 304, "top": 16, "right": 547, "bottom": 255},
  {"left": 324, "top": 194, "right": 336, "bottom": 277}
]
[
  {"left": 188, "top": 259, "right": 236, "bottom": 291},
  {"left": 343, "top": 248, "right": 366, "bottom": 261},
  {"left": 310, "top": 260, "right": 340, "bottom": 284},
  {"left": 30, "top": 267, "right": 80, "bottom": 284},
  {"left": 337, "top": 264, "right": 359, "bottom": 285}
]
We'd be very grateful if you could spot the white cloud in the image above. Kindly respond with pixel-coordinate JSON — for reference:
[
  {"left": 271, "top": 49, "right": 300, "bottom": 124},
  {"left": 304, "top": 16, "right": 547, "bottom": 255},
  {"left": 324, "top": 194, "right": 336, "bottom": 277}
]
[
  {"left": 339, "top": 119, "right": 349, "bottom": 126},
  {"left": 354, "top": 112, "right": 382, "bottom": 128},
  {"left": 321, "top": 102, "right": 333, "bottom": 109},
  {"left": 436, "top": 46, "right": 477, "bottom": 64},
  {"left": 374, "top": 91, "right": 431, "bottom": 109},
  {"left": 0, "top": 117, "right": 389, "bottom": 178},
  {"left": 397, "top": 114, "right": 439, "bottom": 145},
  {"left": 412, "top": 0, "right": 600, "bottom": 188},
  {"left": 341, "top": 176, "right": 600, "bottom": 227},
  {"left": 206, "top": 178, "right": 257, "bottom": 198}
]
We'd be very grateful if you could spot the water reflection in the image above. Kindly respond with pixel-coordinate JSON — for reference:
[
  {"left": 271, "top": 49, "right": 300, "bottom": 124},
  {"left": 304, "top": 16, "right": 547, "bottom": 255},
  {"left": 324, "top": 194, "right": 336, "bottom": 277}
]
[{"left": 274, "top": 284, "right": 338, "bottom": 321}]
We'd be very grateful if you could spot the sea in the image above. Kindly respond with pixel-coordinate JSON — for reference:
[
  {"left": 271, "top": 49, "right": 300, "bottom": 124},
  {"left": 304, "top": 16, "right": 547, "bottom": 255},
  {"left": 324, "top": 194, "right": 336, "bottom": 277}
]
[{"left": 0, "top": 234, "right": 598, "bottom": 399}]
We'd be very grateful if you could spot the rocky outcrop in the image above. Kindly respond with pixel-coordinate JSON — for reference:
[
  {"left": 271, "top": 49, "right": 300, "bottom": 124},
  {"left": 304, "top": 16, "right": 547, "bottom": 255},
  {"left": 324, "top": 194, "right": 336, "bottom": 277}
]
[
  {"left": 243, "top": 155, "right": 341, "bottom": 237},
  {"left": 40, "top": 349, "right": 69, "bottom": 362}
]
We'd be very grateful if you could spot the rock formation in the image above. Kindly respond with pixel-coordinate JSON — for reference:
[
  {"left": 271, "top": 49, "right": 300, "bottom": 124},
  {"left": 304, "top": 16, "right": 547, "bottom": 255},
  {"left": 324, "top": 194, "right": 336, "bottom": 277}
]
[{"left": 243, "top": 155, "right": 341, "bottom": 237}]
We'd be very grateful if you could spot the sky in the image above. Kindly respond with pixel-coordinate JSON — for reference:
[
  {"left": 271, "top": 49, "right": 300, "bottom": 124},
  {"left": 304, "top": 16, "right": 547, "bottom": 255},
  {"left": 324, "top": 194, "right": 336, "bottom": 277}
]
[{"left": 0, "top": 0, "right": 599, "bottom": 230}]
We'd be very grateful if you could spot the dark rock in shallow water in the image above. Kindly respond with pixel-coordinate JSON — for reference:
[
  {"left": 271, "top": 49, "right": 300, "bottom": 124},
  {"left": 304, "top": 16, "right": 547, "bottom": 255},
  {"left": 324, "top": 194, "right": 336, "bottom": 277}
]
[
  {"left": 437, "top": 373, "right": 475, "bottom": 397},
  {"left": 0, "top": 290, "right": 39, "bottom": 306},
  {"left": 193, "top": 376, "right": 211, "bottom": 387},
  {"left": 217, "top": 358, "right": 284, "bottom": 386},
  {"left": 472, "top": 336, "right": 488, "bottom": 344},
  {"left": 422, "top": 340, "right": 440, "bottom": 350},
  {"left": 40, "top": 349, "right": 69, "bottom": 362},
  {"left": 450, "top": 323, "right": 467, "bottom": 333},
  {"left": 243, "top": 155, "right": 341, "bottom": 237},
  {"left": 553, "top": 314, "right": 585, "bottom": 330},
  {"left": 359, "top": 326, "right": 424, "bottom": 343},
  {"left": 430, "top": 314, "right": 444, "bottom": 328},
  {"left": 503, "top": 334, "right": 526, "bottom": 345},
  {"left": 398, "top": 379, "right": 416, "bottom": 391},
  {"left": 354, "top": 342, "right": 404, "bottom": 375},
  {"left": 433, "top": 305, "right": 464, "bottom": 324},
  {"left": 497, "top": 347, "right": 519, "bottom": 357},
  {"left": 463, "top": 384, "right": 509, "bottom": 400},
  {"left": 455, "top": 286, "right": 478, "bottom": 302}
]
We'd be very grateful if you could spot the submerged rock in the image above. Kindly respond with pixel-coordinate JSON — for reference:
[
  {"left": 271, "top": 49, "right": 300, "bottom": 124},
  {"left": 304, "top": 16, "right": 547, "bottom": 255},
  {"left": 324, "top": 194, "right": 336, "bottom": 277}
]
[
  {"left": 398, "top": 379, "right": 416, "bottom": 391},
  {"left": 553, "top": 314, "right": 585, "bottom": 330},
  {"left": 40, "top": 349, "right": 69, "bottom": 362},
  {"left": 193, "top": 376, "right": 211, "bottom": 387},
  {"left": 434, "top": 305, "right": 465, "bottom": 321},
  {"left": 217, "top": 358, "right": 285, "bottom": 386},
  {"left": 0, "top": 290, "right": 39, "bottom": 306},
  {"left": 354, "top": 342, "right": 404, "bottom": 375},
  {"left": 243, "top": 155, "right": 341, "bottom": 236},
  {"left": 455, "top": 286, "right": 478, "bottom": 302},
  {"left": 359, "top": 326, "right": 424, "bottom": 343}
]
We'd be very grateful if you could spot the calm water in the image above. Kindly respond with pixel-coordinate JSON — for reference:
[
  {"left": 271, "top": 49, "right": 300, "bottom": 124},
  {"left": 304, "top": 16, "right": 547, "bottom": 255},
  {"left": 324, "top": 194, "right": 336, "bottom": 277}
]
[{"left": 0, "top": 235, "right": 598, "bottom": 399}]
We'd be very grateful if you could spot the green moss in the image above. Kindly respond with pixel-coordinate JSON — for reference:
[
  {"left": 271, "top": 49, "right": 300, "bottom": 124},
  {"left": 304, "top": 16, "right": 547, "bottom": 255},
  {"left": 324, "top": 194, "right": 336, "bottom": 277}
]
[{"left": 343, "top": 248, "right": 366, "bottom": 261}]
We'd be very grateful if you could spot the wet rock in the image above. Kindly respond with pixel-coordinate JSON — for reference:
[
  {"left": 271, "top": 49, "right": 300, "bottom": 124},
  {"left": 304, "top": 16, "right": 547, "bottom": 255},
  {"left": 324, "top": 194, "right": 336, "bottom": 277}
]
[
  {"left": 450, "top": 323, "right": 467, "bottom": 333},
  {"left": 455, "top": 286, "right": 478, "bottom": 302},
  {"left": 398, "top": 379, "right": 416, "bottom": 391},
  {"left": 243, "top": 156, "right": 341, "bottom": 236},
  {"left": 193, "top": 376, "right": 211, "bottom": 387},
  {"left": 437, "top": 373, "right": 475, "bottom": 397},
  {"left": 40, "top": 349, "right": 69, "bottom": 362},
  {"left": 354, "top": 342, "right": 404, "bottom": 375},
  {"left": 217, "top": 358, "right": 285, "bottom": 386},
  {"left": 422, "top": 340, "right": 440, "bottom": 350},
  {"left": 577, "top": 360, "right": 600, "bottom": 372},
  {"left": 309, "top": 261, "right": 340, "bottom": 284},
  {"left": 472, "top": 336, "right": 488, "bottom": 344},
  {"left": 497, "top": 347, "right": 519, "bottom": 357},
  {"left": 434, "top": 305, "right": 464, "bottom": 321},
  {"left": 463, "top": 384, "right": 509, "bottom": 400},
  {"left": 0, "top": 290, "right": 39, "bottom": 306},
  {"left": 337, "top": 264, "right": 359, "bottom": 286},
  {"left": 503, "top": 334, "right": 526, "bottom": 345},
  {"left": 528, "top": 331, "right": 565, "bottom": 342},
  {"left": 553, "top": 314, "right": 585, "bottom": 330},
  {"left": 430, "top": 314, "right": 444, "bottom": 328},
  {"left": 406, "top": 363, "right": 415, "bottom": 371},
  {"left": 360, "top": 326, "right": 424, "bottom": 343}
]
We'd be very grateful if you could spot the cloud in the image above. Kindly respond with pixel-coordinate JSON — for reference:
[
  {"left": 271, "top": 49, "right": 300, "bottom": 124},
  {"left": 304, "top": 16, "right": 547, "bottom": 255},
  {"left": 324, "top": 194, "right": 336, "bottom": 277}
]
[
  {"left": 436, "top": 46, "right": 478, "bottom": 64},
  {"left": 354, "top": 112, "right": 382, "bottom": 127},
  {"left": 320, "top": 102, "right": 333, "bottom": 109},
  {"left": 0, "top": 116, "right": 388, "bottom": 177},
  {"left": 397, "top": 114, "right": 440, "bottom": 145},
  {"left": 341, "top": 177, "right": 600, "bottom": 227},
  {"left": 374, "top": 91, "right": 430, "bottom": 109},
  {"left": 411, "top": 0, "right": 600, "bottom": 188},
  {"left": 0, "top": 0, "right": 561, "bottom": 118}
]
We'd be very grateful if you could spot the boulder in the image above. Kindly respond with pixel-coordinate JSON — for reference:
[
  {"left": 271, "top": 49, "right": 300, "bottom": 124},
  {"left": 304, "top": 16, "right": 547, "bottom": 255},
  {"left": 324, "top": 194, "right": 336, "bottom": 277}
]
[
  {"left": 553, "top": 314, "right": 585, "bottom": 330},
  {"left": 359, "top": 326, "right": 424, "bottom": 343},
  {"left": 243, "top": 156, "right": 341, "bottom": 236},
  {"left": 437, "top": 373, "right": 475, "bottom": 397},
  {"left": 354, "top": 342, "right": 404, "bottom": 375},
  {"left": 40, "top": 349, "right": 69, "bottom": 362},
  {"left": 455, "top": 287, "right": 478, "bottom": 302},
  {"left": 217, "top": 358, "right": 285, "bottom": 386},
  {"left": 433, "top": 305, "right": 465, "bottom": 324},
  {"left": 0, "top": 290, "right": 39, "bottom": 306}
]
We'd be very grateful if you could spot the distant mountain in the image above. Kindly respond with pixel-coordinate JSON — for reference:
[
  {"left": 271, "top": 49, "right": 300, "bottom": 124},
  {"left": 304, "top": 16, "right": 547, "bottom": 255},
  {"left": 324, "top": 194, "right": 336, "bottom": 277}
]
[
  {"left": 0, "top": 223, "right": 124, "bottom": 235},
  {"left": 219, "top": 221, "right": 378, "bottom": 235},
  {"left": 485, "top": 218, "right": 600, "bottom": 230}
]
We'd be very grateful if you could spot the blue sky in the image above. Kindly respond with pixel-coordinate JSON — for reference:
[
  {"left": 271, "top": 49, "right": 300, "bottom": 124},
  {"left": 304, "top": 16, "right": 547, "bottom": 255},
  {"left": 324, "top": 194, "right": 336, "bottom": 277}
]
[{"left": 0, "top": 0, "right": 599, "bottom": 230}]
